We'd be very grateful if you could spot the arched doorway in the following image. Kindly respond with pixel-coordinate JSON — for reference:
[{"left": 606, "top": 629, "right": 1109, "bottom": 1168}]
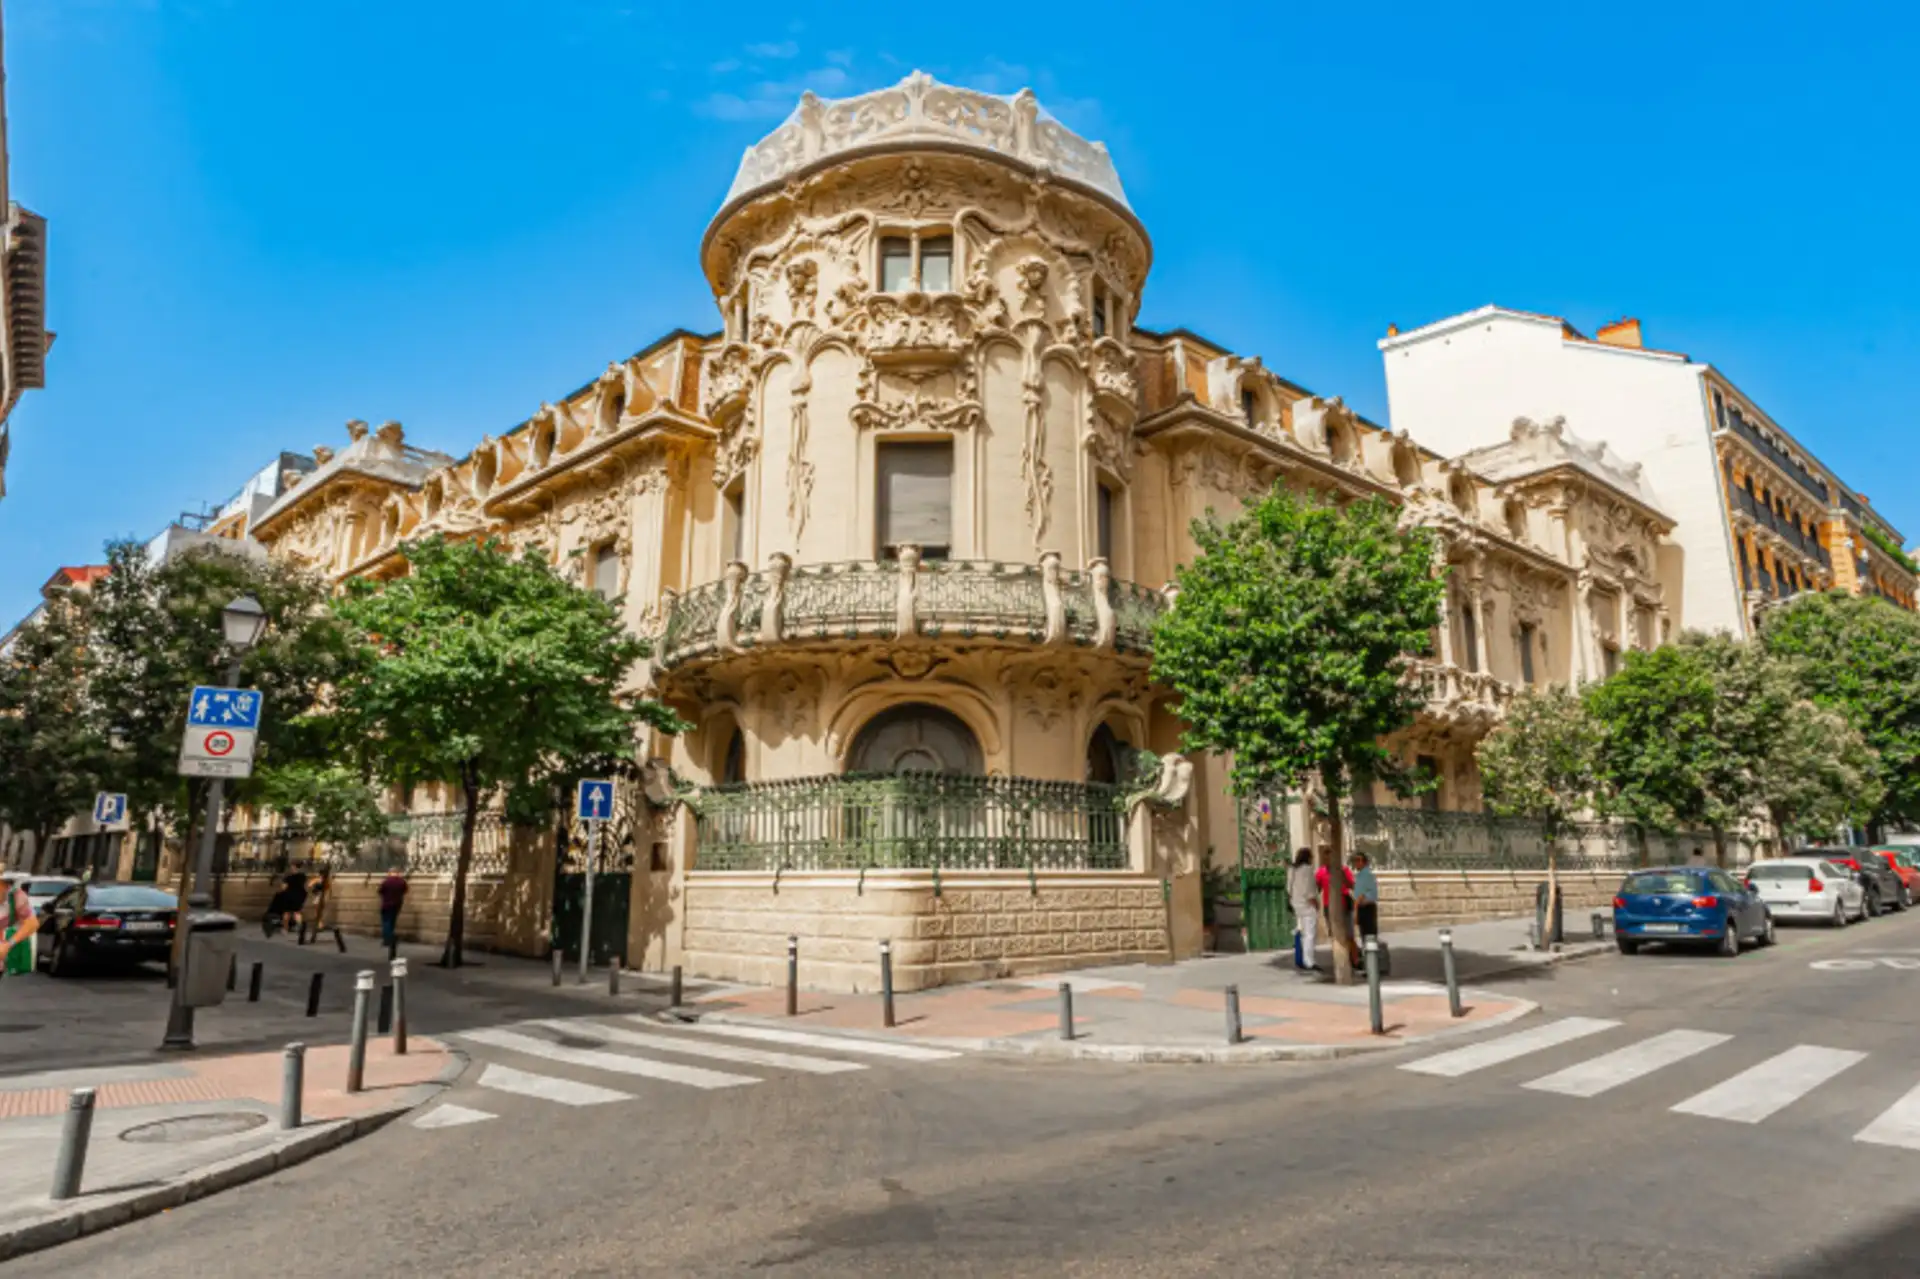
[
  {"left": 1085, "top": 722, "right": 1128, "bottom": 785},
  {"left": 848, "top": 704, "right": 983, "bottom": 775}
]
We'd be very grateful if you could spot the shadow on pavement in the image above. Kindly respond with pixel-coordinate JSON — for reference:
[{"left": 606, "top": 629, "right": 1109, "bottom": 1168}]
[{"left": 1773, "top": 1204, "right": 1920, "bottom": 1277}]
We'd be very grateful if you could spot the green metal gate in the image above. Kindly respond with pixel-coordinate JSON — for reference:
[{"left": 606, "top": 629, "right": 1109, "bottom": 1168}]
[
  {"left": 550, "top": 778, "right": 643, "bottom": 965},
  {"left": 129, "top": 831, "right": 161, "bottom": 883},
  {"left": 1237, "top": 793, "right": 1296, "bottom": 951}
]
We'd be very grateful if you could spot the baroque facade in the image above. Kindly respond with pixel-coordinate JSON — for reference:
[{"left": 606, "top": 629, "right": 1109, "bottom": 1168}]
[{"left": 247, "top": 74, "right": 1681, "bottom": 990}]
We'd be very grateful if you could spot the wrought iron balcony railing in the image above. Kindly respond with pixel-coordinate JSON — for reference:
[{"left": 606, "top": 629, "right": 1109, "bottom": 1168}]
[
  {"left": 1722, "top": 407, "right": 1830, "bottom": 506},
  {"left": 658, "top": 552, "right": 1171, "bottom": 669},
  {"left": 1407, "top": 659, "right": 1515, "bottom": 719},
  {"left": 688, "top": 772, "right": 1131, "bottom": 872}
]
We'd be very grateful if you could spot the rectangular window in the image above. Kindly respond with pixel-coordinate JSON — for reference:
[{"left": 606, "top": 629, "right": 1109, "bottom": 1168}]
[
  {"left": 880, "top": 237, "right": 913, "bottom": 293},
  {"left": 1602, "top": 645, "right": 1619, "bottom": 678},
  {"left": 724, "top": 486, "right": 746, "bottom": 563},
  {"left": 877, "top": 441, "right": 953, "bottom": 560},
  {"left": 1096, "top": 482, "right": 1115, "bottom": 562},
  {"left": 1092, "top": 282, "right": 1108, "bottom": 338},
  {"left": 1460, "top": 596, "right": 1479, "bottom": 672},
  {"left": 918, "top": 236, "right": 952, "bottom": 292},
  {"left": 1241, "top": 388, "right": 1257, "bottom": 425},
  {"left": 1711, "top": 389, "right": 1726, "bottom": 429},
  {"left": 592, "top": 545, "right": 621, "bottom": 599},
  {"left": 1518, "top": 622, "right": 1537, "bottom": 686}
]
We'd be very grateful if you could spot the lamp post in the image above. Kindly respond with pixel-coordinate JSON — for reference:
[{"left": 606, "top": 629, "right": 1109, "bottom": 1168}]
[{"left": 162, "top": 595, "right": 268, "bottom": 1050}]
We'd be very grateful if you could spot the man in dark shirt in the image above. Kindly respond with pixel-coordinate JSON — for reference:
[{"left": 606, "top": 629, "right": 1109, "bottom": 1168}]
[{"left": 378, "top": 869, "right": 409, "bottom": 952}]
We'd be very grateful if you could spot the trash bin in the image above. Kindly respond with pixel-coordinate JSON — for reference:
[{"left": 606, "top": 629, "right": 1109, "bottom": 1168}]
[{"left": 182, "top": 931, "right": 237, "bottom": 1009}]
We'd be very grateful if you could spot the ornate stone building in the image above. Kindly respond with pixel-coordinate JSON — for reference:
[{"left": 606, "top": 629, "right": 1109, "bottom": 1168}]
[{"left": 247, "top": 74, "right": 1680, "bottom": 989}]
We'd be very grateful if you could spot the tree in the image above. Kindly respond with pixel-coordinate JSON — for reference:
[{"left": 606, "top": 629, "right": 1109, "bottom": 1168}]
[
  {"left": 0, "top": 590, "right": 110, "bottom": 870},
  {"left": 1759, "top": 591, "right": 1920, "bottom": 834},
  {"left": 1752, "top": 701, "right": 1882, "bottom": 847},
  {"left": 329, "top": 536, "right": 683, "bottom": 966},
  {"left": 1476, "top": 686, "right": 1603, "bottom": 931},
  {"left": 257, "top": 763, "right": 393, "bottom": 864},
  {"left": 1151, "top": 487, "right": 1445, "bottom": 984}
]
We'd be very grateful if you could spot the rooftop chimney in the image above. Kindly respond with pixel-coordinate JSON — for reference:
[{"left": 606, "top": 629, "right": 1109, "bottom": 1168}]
[
  {"left": 1596, "top": 317, "right": 1643, "bottom": 350},
  {"left": 1386, "top": 323, "right": 1400, "bottom": 337}
]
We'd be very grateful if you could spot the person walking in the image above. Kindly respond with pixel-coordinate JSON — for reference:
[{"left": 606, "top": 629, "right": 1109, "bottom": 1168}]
[
  {"left": 1351, "top": 850, "right": 1381, "bottom": 946},
  {"left": 0, "top": 879, "right": 42, "bottom": 977},
  {"left": 1287, "top": 848, "right": 1320, "bottom": 972},
  {"left": 271, "top": 861, "right": 308, "bottom": 937},
  {"left": 378, "top": 868, "right": 409, "bottom": 953}
]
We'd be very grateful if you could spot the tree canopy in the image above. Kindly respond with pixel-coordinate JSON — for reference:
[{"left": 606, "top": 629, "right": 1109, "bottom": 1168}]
[
  {"left": 329, "top": 535, "right": 683, "bottom": 965},
  {"left": 0, "top": 589, "right": 109, "bottom": 866},
  {"left": 1476, "top": 686, "right": 1603, "bottom": 838}
]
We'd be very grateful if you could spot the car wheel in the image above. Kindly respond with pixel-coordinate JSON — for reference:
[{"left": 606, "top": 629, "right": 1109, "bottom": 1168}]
[
  {"left": 1833, "top": 899, "right": 1848, "bottom": 928},
  {"left": 1866, "top": 890, "right": 1882, "bottom": 919},
  {"left": 1719, "top": 923, "right": 1741, "bottom": 958},
  {"left": 1901, "top": 885, "right": 1913, "bottom": 911},
  {"left": 1762, "top": 915, "right": 1776, "bottom": 946},
  {"left": 1617, "top": 938, "right": 1639, "bottom": 955}
]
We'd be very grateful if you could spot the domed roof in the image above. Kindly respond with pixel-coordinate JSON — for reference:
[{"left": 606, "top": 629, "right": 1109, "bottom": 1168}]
[{"left": 718, "top": 70, "right": 1131, "bottom": 217}]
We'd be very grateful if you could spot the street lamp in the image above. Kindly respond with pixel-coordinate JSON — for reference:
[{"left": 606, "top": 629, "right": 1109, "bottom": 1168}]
[{"left": 162, "top": 595, "right": 270, "bottom": 1050}]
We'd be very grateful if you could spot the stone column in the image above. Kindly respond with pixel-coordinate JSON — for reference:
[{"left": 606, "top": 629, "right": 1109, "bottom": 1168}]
[{"left": 1467, "top": 583, "right": 1488, "bottom": 674}]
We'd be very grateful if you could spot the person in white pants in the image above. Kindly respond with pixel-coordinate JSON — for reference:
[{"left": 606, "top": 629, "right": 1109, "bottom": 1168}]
[{"left": 1287, "top": 848, "right": 1319, "bottom": 971}]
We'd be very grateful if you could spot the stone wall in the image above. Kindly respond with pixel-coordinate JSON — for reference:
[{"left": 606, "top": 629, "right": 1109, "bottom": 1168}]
[
  {"left": 1378, "top": 867, "right": 1621, "bottom": 931},
  {"left": 682, "top": 871, "right": 1172, "bottom": 992},
  {"left": 214, "top": 871, "right": 553, "bottom": 957}
]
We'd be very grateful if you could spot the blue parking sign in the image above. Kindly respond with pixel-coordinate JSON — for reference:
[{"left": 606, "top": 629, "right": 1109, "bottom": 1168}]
[
  {"left": 93, "top": 793, "right": 127, "bottom": 825},
  {"left": 576, "top": 779, "right": 615, "bottom": 822},
  {"left": 188, "top": 686, "right": 262, "bottom": 730}
]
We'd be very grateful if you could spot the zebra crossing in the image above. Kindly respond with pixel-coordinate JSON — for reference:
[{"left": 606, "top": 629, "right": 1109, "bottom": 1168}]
[
  {"left": 1400, "top": 1017, "right": 1920, "bottom": 1150},
  {"left": 413, "top": 1014, "right": 964, "bottom": 1128}
]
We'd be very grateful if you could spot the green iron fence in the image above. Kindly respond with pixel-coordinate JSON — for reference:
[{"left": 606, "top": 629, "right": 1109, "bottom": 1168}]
[
  {"left": 691, "top": 773, "right": 1129, "bottom": 872},
  {"left": 218, "top": 811, "right": 515, "bottom": 877},
  {"left": 1345, "top": 807, "right": 1758, "bottom": 873}
]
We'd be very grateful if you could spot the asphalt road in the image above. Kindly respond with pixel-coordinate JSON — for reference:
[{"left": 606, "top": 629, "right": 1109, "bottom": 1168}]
[{"left": 18, "top": 909, "right": 1920, "bottom": 1277}]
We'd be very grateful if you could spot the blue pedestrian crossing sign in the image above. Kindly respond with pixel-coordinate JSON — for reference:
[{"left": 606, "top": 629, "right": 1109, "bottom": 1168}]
[
  {"left": 188, "top": 686, "right": 262, "bottom": 731},
  {"left": 93, "top": 793, "right": 128, "bottom": 826},
  {"left": 576, "top": 779, "right": 615, "bottom": 823}
]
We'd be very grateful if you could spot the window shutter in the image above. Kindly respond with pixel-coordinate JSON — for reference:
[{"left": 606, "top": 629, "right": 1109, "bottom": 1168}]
[{"left": 877, "top": 442, "right": 953, "bottom": 556}]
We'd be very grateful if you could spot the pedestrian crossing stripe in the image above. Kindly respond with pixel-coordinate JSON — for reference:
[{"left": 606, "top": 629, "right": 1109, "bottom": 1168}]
[
  {"left": 462, "top": 1026, "right": 760, "bottom": 1090},
  {"left": 414, "top": 1102, "right": 498, "bottom": 1128},
  {"left": 552, "top": 1019, "right": 868, "bottom": 1075},
  {"left": 475, "top": 1061, "right": 628, "bottom": 1106},
  {"left": 1399, "top": 1017, "right": 1620, "bottom": 1078},
  {"left": 1523, "top": 1029, "right": 1732, "bottom": 1099},
  {"left": 1669, "top": 1045, "right": 1865, "bottom": 1124},
  {"left": 655, "top": 1018, "right": 963, "bottom": 1061}
]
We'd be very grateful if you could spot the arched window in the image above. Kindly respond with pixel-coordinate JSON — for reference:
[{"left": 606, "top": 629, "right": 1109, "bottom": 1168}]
[
  {"left": 848, "top": 704, "right": 983, "bottom": 775},
  {"left": 720, "top": 728, "right": 746, "bottom": 784},
  {"left": 1504, "top": 498, "right": 1527, "bottom": 542},
  {"left": 1086, "top": 723, "right": 1128, "bottom": 785}
]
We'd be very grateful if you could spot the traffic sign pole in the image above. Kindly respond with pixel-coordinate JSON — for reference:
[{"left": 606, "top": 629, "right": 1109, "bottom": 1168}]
[{"left": 579, "top": 819, "right": 598, "bottom": 985}]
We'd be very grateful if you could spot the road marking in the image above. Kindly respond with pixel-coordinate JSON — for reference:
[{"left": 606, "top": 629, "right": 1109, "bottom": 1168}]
[
  {"left": 1399, "top": 1018, "right": 1621, "bottom": 1078},
  {"left": 413, "top": 1102, "right": 497, "bottom": 1129},
  {"left": 474, "top": 1062, "right": 628, "bottom": 1107},
  {"left": 553, "top": 1021, "right": 867, "bottom": 1075},
  {"left": 651, "top": 1018, "right": 963, "bottom": 1062},
  {"left": 1523, "top": 1029, "right": 1732, "bottom": 1098},
  {"left": 463, "top": 1026, "right": 759, "bottom": 1090},
  {"left": 1671, "top": 1045, "right": 1865, "bottom": 1123},
  {"left": 1856, "top": 1081, "right": 1920, "bottom": 1151}
]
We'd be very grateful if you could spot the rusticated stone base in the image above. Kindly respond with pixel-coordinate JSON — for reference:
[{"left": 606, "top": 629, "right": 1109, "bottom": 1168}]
[
  {"left": 682, "top": 871, "right": 1173, "bottom": 993},
  {"left": 211, "top": 872, "right": 553, "bottom": 957},
  {"left": 1377, "top": 868, "right": 1624, "bottom": 932}
]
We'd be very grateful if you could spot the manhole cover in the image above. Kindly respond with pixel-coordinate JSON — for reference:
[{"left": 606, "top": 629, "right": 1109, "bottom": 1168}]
[{"left": 121, "top": 1112, "right": 269, "bottom": 1143}]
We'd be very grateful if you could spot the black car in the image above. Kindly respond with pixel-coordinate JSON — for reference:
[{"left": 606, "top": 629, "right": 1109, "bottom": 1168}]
[
  {"left": 37, "top": 882, "right": 238, "bottom": 976},
  {"left": 1795, "top": 847, "right": 1907, "bottom": 916}
]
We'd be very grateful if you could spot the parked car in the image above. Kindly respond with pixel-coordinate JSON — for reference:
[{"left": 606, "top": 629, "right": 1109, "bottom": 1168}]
[
  {"left": 36, "top": 882, "right": 237, "bottom": 976},
  {"left": 1613, "top": 866, "right": 1774, "bottom": 956},
  {"left": 1797, "top": 847, "right": 1906, "bottom": 915},
  {"left": 1745, "top": 858, "right": 1866, "bottom": 926},
  {"left": 1865, "top": 848, "right": 1920, "bottom": 900},
  {"left": 14, "top": 875, "right": 78, "bottom": 917}
]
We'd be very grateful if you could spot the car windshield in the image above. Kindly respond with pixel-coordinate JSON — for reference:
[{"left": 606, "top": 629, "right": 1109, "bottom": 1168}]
[
  {"left": 1749, "top": 864, "right": 1811, "bottom": 881},
  {"left": 1623, "top": 872, "right": 1700, "bottom": 895},
  {"left": 87, "top": 885, "right": 178, "bottom": 909}
]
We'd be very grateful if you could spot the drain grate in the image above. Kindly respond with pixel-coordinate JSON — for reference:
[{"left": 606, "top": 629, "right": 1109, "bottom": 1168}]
[{"left": 120, "top": 1112, "right": 269, "bottom": 1143}]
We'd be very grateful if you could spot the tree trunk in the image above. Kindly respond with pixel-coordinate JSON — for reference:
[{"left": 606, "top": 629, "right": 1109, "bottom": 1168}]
[
  {"left": 1711, "top": 827, "right": 1728, "bottom": 869},
  {"left": 1323, "top": 767, "right": 1354, "bottom": 987},
  {"left": 442, "top": 769, "right": 479, "bottom": 968},
  {"left": 31, "top": 822, "right": 55, "bottom": 875},
  {"left": 1546, "top": 831, "right": 1562, "bottom": 946}
]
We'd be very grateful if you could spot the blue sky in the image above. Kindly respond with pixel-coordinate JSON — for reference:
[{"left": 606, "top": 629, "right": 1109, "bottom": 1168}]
[{"left": 2, "top": 0, "right": 1914, "bottom": 623}]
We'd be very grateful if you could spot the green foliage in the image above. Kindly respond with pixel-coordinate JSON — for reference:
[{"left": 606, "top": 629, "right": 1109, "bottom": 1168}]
[
  {"left": 329, "top": 536, "right": 685, "bottom": 963},
  {"left": 1583, "top": 640, "right": 1742, "bottom": 835},
  {"left": 0, "top": 590, "right": 110, "bottom": 863},
  {"left": 1476, "top": 687, "right": 1603, "bottom": 839},
  {"left": 1858, "top": 524, "right": 1918, "bottom": 575},
  {"left": 256, "top": 763, "right": 392, "bottom": 857},
  {"left": 72, "top": 542, "right": 350, "bottom": 838},
  {"left": 1760, "top": 590, "right": 1920, "bottom": 830},
  {"left": 1151, "top": 487, "right": 1445, "bottom": 799}
]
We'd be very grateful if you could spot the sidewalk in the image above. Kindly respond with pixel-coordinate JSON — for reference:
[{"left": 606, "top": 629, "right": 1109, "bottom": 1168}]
[
  {"left": 0, "top": 1036, "right": 461, "bottom": 1261},
  {"left": 686, "top": 914, "right": 1611, "bottom": 1063}
]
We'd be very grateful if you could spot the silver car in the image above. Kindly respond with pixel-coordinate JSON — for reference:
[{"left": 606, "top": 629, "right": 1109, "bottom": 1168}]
[{"left": 1748, "top": 858, "right": 1865, "bottom": 926}]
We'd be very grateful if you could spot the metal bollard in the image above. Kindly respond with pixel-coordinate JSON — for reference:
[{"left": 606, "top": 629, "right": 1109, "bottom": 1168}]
[
  {"left": 1364, "top": 936, "right": 1384, "bottom": 1035},
  {"left": 305, "top": 971, "right": 324, "bottom": 1017},
  {"left": 227, "top": 956, "right": 238, "bottom": 992},
  {"left": 1059, "top": 982, "right": 1074, "bottom": 1041},
  {"left": 1591, "top": 911, "right": 1606, "bottom": 941},
  {"left": 281, "top": 1043, "right": 305, "bottom": 1130},
  {"left": 1440, "top": 927, "right": 1464, "bottom": 1018},
  {"left": 786, "top": 935, "right": 798, "bottom": 1017},
  {"left": 347, "top": 970, "right": 374, "bottom": 1094},
  {"left": 670, "top": 964, "right": 683, "bottom": 1008},
  {"left": 248, "top": 961, "right": 263, "bottom": 1003},
  {"left": 1224, "top": 984, "right": 1243, "bottom": 1045},
  {"left": 392, "top": 959, "right": 409, "bottom": 1055},
  {"left": 49, "top": 1088, "right": 95, "bottom": 1201},
  {"left": 609, "top": 958, "right": 622, "bottom": 996},
  {"left": 879, "top": 939, "right": 895, "bottom": 1029},
  {"left": 377, "top": 982, "right": 393, "bottom": 1036},
  {"left": 551, "top": 948, "right": 563, "bottom": 987}
]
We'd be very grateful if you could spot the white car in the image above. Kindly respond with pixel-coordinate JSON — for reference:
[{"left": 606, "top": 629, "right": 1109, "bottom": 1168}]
[{"left": 1747, "top": 858, "right": 1865, "bottom": 926}]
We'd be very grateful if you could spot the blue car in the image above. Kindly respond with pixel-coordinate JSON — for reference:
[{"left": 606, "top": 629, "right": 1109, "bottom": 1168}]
[{"left": 1613, "top": 866, "right": 1774, "bottom": 957}]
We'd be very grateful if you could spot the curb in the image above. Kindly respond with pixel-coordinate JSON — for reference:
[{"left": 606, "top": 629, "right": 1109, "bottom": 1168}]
[
  {"left": 676, "top": 992, "right": 1541, "bottom": 1065},
  {"left": 0, "top": 1046, "right": 470, "bottom": 1264}
]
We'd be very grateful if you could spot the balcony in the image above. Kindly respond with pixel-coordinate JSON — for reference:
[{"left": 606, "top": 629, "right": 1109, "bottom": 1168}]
[
  {"left": 688, "top": 773, "right": 1129, "bottom": 872},
  {"left": 1722, "top": 408, "right": 1830, "bottom": 506},
  {"left": 657, "top": 554, "right": 1170, "bottom": 670},
  {"left": 1408, "top": 659, "right": 1515, "bottom": 728}
]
